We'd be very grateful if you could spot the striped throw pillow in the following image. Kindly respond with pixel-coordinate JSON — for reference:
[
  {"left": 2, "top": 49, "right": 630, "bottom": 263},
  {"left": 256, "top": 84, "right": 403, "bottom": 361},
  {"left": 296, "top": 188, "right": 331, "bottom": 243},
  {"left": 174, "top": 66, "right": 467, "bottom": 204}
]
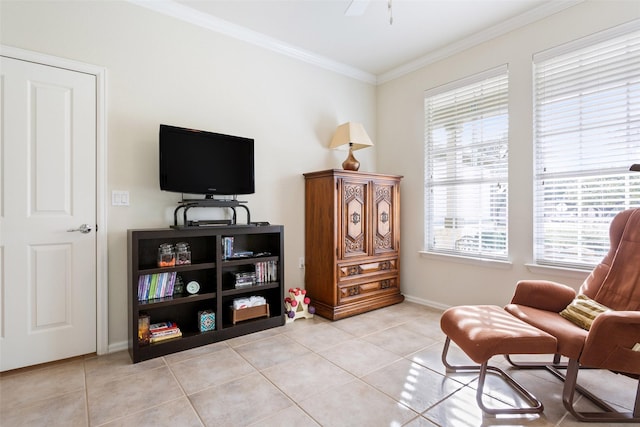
[{"left": 560, "top": 294, "right": 611, "bottom": 330}]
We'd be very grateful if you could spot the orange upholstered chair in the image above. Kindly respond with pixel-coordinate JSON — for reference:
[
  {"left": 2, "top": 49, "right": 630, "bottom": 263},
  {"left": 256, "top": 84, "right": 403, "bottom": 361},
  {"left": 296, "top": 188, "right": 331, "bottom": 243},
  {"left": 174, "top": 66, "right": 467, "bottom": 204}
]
[{"left": 505, "top": 208, "right": 640, "bottom": 422}]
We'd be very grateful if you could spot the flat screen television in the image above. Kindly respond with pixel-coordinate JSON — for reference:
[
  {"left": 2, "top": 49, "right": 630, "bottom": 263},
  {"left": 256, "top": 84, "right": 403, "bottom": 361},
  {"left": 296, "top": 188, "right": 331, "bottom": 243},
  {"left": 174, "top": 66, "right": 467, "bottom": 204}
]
[{"left": 159, "top": 124, "right": 255, "bottom": 198}]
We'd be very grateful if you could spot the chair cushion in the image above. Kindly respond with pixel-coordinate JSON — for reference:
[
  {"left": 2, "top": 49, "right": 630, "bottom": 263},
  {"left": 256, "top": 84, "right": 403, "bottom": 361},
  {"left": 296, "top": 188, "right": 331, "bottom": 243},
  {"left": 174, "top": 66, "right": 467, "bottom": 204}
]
[
  {"left": 560, "top": 294, "right": 611, "bottom": 330},
  {"left": 505, "top": 303, "right": 588, "bottom": 359},
  {"left": 441, "top": 305, "right": 556, "bottom": 364}
]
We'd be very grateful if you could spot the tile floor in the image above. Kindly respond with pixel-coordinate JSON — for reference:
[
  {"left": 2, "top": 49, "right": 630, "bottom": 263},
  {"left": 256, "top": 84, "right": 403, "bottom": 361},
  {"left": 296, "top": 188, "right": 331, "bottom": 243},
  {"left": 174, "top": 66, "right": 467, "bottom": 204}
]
[{"left": 0, "top": 301, "right": 636, "bottom": 426}]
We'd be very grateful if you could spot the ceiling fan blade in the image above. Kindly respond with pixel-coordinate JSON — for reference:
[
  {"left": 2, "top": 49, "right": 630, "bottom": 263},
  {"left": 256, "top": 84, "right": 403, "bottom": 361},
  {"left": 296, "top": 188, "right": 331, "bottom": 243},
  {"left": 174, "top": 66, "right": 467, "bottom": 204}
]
[{"left": 345, "top": 0, "right": 370, "bottom": 16}]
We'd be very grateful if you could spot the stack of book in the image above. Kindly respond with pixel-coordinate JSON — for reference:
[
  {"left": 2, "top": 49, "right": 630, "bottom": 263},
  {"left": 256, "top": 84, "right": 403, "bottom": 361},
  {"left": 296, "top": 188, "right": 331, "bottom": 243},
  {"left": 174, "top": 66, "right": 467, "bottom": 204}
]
[
  {"left": 235, "top": 272, "right": 256, "bottom": 288},
  {"left": 149, "top": 321, "right": 182, "bottom": 343}
]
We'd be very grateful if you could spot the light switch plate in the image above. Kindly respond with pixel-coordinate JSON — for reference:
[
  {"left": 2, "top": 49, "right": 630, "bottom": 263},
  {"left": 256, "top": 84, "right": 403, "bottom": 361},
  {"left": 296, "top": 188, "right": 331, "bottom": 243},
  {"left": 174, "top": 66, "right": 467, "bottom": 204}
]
[{"left": 112, "top": 190, "right": 130, "bottom": 206}]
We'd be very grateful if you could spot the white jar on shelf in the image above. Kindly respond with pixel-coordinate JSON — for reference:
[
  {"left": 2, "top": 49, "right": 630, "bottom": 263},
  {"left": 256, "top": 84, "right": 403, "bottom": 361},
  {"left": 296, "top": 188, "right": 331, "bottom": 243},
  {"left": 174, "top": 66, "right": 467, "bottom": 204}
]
[
  {"left": 175, "top": 242, "right": 191, "bottom": 265},
  {"left": 157, "top": 243, "right": 175, "bottom": 267}
]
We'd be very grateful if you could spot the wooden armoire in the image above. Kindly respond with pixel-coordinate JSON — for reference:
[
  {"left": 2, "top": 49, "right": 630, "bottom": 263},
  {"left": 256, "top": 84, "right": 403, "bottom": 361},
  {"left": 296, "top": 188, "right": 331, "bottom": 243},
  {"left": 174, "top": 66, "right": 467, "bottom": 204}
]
[{"left": 303, "top": 169, "right": 403, "bottom": 320}]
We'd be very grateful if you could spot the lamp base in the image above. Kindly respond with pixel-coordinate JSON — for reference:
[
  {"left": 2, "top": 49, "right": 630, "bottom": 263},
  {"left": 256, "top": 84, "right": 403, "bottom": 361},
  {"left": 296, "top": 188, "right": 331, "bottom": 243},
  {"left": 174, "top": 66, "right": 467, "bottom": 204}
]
[{"left": 342, "top": 147, "right": 360, "bottom": 171}]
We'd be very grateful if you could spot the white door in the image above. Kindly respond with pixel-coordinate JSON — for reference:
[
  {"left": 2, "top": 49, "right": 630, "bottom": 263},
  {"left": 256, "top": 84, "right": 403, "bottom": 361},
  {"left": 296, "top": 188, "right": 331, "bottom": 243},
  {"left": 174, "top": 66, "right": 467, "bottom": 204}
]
[{"left": 0, "top": 56, "right": 97, "bottom": 371}]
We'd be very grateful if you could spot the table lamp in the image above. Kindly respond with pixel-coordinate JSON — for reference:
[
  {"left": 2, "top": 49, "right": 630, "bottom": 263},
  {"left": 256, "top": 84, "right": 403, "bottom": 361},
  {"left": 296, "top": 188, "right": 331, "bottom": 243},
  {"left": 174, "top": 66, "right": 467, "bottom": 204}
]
[{"left": 329, "top": 122, "right": 373, "bottom": 171}]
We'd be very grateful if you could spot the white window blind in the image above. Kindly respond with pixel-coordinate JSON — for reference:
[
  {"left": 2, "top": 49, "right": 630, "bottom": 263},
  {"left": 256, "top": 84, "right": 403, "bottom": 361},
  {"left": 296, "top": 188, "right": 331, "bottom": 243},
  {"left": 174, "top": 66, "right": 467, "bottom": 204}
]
[
  {"left": 424, "top": 66, "right": 509, "bottom": 260},
  {"left": 534, "top": 22, "right": 640, "bottom": 268}
]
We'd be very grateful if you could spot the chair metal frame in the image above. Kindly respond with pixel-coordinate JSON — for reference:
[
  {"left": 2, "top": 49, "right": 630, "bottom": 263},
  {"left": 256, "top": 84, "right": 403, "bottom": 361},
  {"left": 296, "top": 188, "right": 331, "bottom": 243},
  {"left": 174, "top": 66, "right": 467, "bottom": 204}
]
[
  {"left": 505, "top": 354, "right": 640, "bottom": 422},
  {"left": 441, "top": 337, "right": 545, "bottom": 416}
]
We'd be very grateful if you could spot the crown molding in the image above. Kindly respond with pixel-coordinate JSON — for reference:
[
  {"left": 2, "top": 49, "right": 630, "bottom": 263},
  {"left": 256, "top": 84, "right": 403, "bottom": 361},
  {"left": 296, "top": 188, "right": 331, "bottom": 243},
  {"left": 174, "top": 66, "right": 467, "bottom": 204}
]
[
  {"left": 128, "top": 0, "right": 377, "bottom": 85},
  {"left": 377, "top": 0, "right": 583, "bottom": 84},
  {"left": 130, "top": 0, "right": 583, "bottom": 86}
]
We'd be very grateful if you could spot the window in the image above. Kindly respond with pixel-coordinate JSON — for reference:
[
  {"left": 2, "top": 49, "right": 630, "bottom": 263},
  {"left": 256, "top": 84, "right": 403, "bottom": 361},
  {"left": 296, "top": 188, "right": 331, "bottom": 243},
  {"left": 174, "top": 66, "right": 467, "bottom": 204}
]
[
  {"left": 534, "top": 22, "right": 640, "bottom": 268},
  {"left": 424, "top": 66, "right": 509, "bottom": 260}
]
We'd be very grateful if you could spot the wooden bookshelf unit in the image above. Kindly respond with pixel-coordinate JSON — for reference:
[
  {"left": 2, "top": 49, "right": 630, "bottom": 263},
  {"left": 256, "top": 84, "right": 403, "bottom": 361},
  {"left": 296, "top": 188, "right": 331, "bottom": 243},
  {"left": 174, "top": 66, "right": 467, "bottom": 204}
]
[{"left": 128, "top": 225, "right": 284, "bottom": 363}]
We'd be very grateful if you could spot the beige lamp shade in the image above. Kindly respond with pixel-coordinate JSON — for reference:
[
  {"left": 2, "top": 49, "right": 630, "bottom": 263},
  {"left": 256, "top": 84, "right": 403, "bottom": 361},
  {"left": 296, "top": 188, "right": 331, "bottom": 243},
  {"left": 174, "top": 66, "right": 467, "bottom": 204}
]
[
  {"left": 329, "top": 122, "right": 373, "bottom": 171},
  {"left": 329, "top": 122, "right": 374, "bottom": 150}
]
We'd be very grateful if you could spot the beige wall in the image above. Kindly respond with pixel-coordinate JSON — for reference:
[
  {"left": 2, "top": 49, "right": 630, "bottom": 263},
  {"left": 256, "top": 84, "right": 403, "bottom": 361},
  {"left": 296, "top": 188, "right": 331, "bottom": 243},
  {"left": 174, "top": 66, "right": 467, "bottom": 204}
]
[
  {"left": 377, "top": 0, "right": 640, "bottom": 308},
  {"left": 0, "top": 0, "right": 376, "bottom": 349},
  {"left": 3, "top": 0, "right": 639, "bottom": 350}
]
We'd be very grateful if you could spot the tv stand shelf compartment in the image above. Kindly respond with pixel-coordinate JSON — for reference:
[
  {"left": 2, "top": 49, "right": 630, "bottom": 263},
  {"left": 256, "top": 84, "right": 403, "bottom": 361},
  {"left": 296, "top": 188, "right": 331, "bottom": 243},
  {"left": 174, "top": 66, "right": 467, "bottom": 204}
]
[{"left": 128, "top": 225, "right": 284, "bottom": 363}]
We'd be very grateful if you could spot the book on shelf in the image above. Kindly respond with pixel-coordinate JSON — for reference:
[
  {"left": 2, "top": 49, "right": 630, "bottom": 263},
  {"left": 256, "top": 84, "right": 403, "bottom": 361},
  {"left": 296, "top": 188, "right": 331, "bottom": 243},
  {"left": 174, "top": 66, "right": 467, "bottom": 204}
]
[
  {"left": 138, "top": 272, "right": 177, "bottom": 301},
  {"left": 150, "top": 331, "right": 182, "bottom": 343},
  {"left": 255, "top": 260, "right": 277, "bottom": 283},
  {"left": 222, "top": 236, "right": 234, "bottom": 260},
  {"left": 149, "top": 321, "right": 178, "bottom": 331},
  {"left": 149, "top": 321, "right": 181, "bottom": 343},
  {"left": 150, "top": 326, "right": 181, "bottom": 337}
]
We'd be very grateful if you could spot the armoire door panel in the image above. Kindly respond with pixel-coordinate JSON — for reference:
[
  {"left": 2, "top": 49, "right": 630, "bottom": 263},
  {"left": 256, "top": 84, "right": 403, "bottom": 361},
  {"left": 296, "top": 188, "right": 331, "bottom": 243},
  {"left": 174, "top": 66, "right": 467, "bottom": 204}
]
[
  {"left": 342, "top": 180, "right": 368, "bottom": 258},
  {"left": 373, "top": 182, "right": 398, "bottom": 255}
]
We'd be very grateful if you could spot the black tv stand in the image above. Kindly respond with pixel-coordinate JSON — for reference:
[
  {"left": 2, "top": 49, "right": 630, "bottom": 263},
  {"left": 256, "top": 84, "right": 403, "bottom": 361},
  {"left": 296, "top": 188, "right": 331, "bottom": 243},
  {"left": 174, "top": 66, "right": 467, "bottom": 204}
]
[{"left": 173, "top": 198, "right": 251, "bottom": 227}]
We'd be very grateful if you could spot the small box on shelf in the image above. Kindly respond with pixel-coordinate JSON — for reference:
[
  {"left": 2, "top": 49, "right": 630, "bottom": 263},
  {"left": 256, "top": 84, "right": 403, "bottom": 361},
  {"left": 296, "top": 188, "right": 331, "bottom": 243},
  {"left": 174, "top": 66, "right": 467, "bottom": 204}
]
[
  {"left": 231, "top": 304, "right": 270, "bottom": 324},
  {"left": 199, "top": 310, "right": 216, "bottom": 332}
]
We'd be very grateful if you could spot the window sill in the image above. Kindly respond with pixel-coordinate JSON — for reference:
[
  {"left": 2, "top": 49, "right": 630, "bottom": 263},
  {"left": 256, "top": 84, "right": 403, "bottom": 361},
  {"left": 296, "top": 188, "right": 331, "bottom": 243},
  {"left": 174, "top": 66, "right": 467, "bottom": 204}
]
[
  {"left": 524, "top": 263, "right": 591, "bottom": 280},
  {"left": 419, "top": 251, "right": 513, "bottom": 269}
]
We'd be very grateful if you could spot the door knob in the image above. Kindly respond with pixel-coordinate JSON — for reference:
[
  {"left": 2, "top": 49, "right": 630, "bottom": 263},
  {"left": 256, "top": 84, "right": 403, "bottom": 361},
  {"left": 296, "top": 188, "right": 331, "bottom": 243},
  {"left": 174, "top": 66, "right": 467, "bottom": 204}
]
[{"left": 67, "top": 224, "right": 93, "bottom": 234}]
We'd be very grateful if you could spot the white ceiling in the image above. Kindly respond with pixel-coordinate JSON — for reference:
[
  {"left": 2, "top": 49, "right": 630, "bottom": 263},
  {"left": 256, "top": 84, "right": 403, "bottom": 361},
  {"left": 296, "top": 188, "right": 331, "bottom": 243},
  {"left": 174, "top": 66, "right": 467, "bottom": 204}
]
[{"left": 134, "top": 0, "right": 582, "bottom": 83}]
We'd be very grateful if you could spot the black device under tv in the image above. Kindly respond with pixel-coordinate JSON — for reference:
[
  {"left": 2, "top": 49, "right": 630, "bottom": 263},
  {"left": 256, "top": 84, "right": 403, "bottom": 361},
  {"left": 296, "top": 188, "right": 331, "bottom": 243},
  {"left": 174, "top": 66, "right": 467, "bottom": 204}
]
[{"left": 159, "top": 124, "right": 255, "bottom": 197}]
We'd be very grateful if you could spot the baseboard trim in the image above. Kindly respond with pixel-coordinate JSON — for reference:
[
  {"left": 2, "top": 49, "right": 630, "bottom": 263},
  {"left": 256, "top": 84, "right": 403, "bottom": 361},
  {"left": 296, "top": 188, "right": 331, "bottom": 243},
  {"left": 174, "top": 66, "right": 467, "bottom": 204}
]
[
  {"left": 108, "top": 340, "right": 129, "bottom": 354},
  {"left": 403, "top": 294, "right": 449, "bottom": 312}
]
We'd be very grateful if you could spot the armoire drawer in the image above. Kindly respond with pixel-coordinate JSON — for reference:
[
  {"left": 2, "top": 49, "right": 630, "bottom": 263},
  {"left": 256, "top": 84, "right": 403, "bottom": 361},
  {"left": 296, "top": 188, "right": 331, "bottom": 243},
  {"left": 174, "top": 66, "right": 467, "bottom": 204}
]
[
  {"left": 338, "top": 276, "right": 399, "bottom": 304},
  {"left": 337, "top": 258, "right": 397, "bottom": 281}
]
